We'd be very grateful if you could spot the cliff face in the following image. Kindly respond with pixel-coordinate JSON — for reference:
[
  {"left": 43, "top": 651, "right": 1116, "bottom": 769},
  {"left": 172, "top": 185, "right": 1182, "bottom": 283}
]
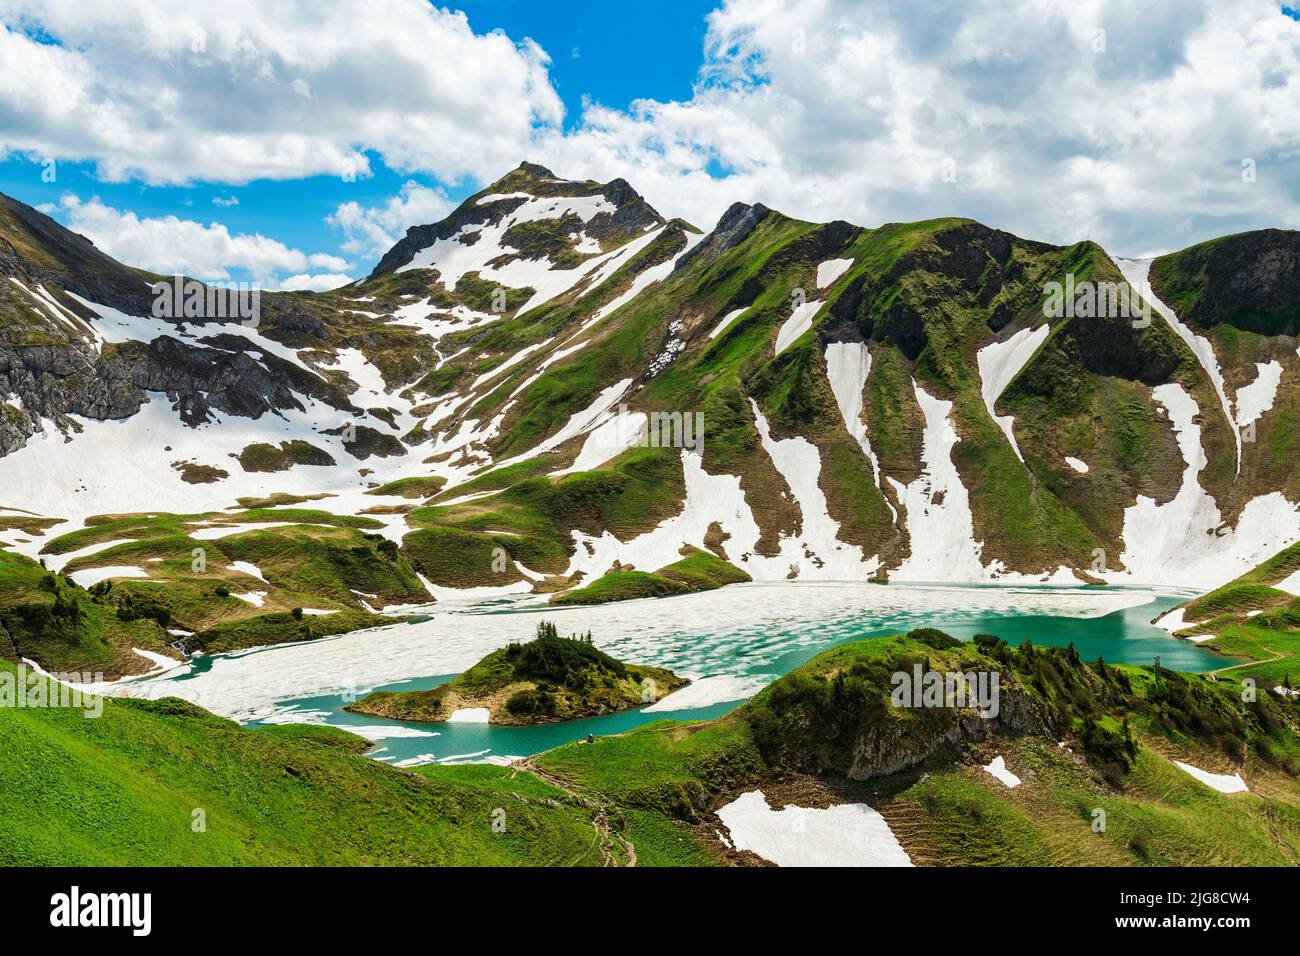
[
  {"left": 842, "top": 673, "right": 1046, "bottom": 780},
  {"left": 745, "top": 646, "right": 1050, "bottom": 782}
]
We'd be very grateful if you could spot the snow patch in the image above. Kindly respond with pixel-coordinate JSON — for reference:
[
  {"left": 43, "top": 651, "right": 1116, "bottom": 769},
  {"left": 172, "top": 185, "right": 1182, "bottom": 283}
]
[
  {"left": 825, "top": 342, "right": 893, "bottom": 519},
  {"left": 43, "top": 538, "right": 134, "bottom": 573},
  {"left": 1113, "top": 257, "right": 1240, "bottom": 471},
  {"left": 476, "top": 191, "right": 531, "bottom": 205},
  {"left": 226, "top": 560, "right": 266, "bottom": 581},
  {"left": 495, "top": 377, "right": 632, "bottom": 472},
  {"left": 580, "top": 228, "right": 702, "bottom": 332},
  {"left": 977, "top": 325, "right": 1049, "bottom": 462},
  {"left": 564, "top": 450, "right": 761, "bottom": 579},
  {"left": 469, "top": 342, "right": 545, "bottom": 391},
  {"left": 750, "top": 399, "right": 876, "bottom": 578},
  {"left": 191, "top": 522, "right": 297, "bottom": 540},
  {"left": 341, "top": 725, "right": 441, "bottom": 742},
  {"left": 774, "top": 298, "right": 824, "bottom": 356},
  {"left": 716, "top": 790, "right": 912, "bottom": 867},
  {"left": 709, "top": 307, "right": 747, "bottom": 340},
  {"left": 1110, "top": 383, "right": 1300, "bottom": 588},
  {"left": 1154, "top": 607, "right": 1199, "bottom": 633},
  {"left": 642, "top": 675, "right": 768, "bottom": 712},
  {"left": 889, "top": 382, "right": 990, "bottom": 581},
  {"left": 555, "top": 410, "right": 647, "bottom": 475},
  {"left": 392, "top": 754, "right": 438, "bottom": 767},
  {"left": 1173, "top": 761, "right": 1248, "bottom": 793},
  {"left": 1273, "top": 567, "right": 1300, "bottom": 597},
  {"left": 68, "top": 565, "right": 149, "bottom": 588},
  {"left": 1235, "top": 360, "right": 1283, "bottom": 429},
  {"left": 1064, "top": 456, "right": 1089, "bottom": 474},
  {"left": 982, "top": 755, "right": 1021, "bottom": 788},
  {"left": 815, "top": 258, "right": 854, "bottom": 289},
  {"left": 396, "top": 193, "right": 626, "bottom": 315}
]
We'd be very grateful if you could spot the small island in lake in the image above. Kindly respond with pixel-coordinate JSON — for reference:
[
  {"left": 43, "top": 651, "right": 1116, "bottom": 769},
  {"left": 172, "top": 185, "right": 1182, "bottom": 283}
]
[{"left": 345, "top": 621, "right": 689, "bottom": 725}]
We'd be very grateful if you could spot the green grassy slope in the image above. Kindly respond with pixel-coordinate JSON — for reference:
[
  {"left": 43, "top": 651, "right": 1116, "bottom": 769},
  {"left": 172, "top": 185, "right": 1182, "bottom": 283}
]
[
  {"left": 537, "top": 630, "right": 1300, "bottom": 866},
  {"left": 0, "top": 510, "right": 425, "bottom": 675},
  {"left": 391, "top": 211, "right": 1260, "bottom": 588},
  {"left": 0, "top": 550, "right": 173, "bottom": 678},
  {"left": 1164, "top": 542, "right": 1300, "bottom": 685},
  {"left": 1149, "top": 229, "right": 1300, "bottom": 507},
  {"left": 550, "top": 546, "right": 750, "bottom": 606},
  {"left": 4, "top": 624, "right": 1299, "bottom": 866},
  {"left": 0, "top": 661, "right": 616, "bottom": 866}
]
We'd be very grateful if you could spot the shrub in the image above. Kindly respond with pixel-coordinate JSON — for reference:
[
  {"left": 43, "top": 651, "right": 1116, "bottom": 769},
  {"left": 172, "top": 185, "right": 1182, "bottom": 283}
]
[
  {"left": 908, "top": 627, "right": 962, "bottom": 650},
  {"left": 502, "top": 621, "right": 624, "bottom": 685},
  {"left": 505, "top": 688, "right": 557, "bottom": 717}
]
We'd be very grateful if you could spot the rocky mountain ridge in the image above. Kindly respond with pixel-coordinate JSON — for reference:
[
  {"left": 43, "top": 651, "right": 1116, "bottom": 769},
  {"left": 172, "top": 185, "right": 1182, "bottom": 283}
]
[{"left": 2, "top": 161, "right": 1299, "bottom": 676}]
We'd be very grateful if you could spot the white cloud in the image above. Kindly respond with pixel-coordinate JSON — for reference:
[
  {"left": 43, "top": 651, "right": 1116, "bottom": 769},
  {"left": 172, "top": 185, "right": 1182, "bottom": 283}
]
[
  {"left": 327, "top": 180, "right": 453, "bottom": 256},
  {"left": 5, "top": 0, "right": 1300, "bottom": 257},
  {"left": 55, "top": 194, "right": 353, "bottom": 286},
  {"left": 0, "top": 0, "right": 562, "bottom": 186},
  {"left": 272, "top": 273, "right": 354, "bottom": 293},
  {"left": 531, "top": 0, "right": 1300, "bottom": 256}
]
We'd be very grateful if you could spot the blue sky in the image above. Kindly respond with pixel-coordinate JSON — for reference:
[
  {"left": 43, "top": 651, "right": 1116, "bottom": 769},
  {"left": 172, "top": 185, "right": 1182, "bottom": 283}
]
[
  {"left": 0, "top": 1, "right": 717, "bottom": 283},
  {"left": 463, "top": 0, "right": 714, "bottom": 121},
  {"left": 2, "top": 1, "right": 1299, "bottom": 287}
]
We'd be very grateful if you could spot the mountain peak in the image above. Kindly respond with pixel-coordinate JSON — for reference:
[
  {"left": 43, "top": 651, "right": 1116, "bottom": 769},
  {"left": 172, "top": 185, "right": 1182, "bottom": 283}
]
[
  {"left": 368, "top": 164, "right": 667, "bottom": 279},
  {"left": 480, "top": 160, "right": 561, "bottom": 194}
]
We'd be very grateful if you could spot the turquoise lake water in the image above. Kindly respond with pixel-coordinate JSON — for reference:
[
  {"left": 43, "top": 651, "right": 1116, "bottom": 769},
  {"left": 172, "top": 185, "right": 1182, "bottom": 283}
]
[{"left": 223, "top": 584, "right": 1227, "bottom": 769}]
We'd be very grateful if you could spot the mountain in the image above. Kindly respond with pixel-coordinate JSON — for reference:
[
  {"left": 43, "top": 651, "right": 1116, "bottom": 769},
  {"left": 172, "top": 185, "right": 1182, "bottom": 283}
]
[{"left": 3, "top": 162, "right": 1300, "bottom": 676}]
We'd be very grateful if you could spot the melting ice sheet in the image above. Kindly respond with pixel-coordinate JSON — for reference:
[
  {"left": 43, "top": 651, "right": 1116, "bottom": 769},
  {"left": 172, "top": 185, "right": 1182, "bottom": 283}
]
[{"left": 119, "top": 581, "right": 1201, "bottom": 724}]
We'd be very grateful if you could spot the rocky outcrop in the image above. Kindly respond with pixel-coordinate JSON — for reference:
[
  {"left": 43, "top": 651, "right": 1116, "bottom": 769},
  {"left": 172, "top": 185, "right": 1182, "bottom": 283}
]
[
  {"left": 674, "top": 201, "right": 771, "bottom": 273},
  {"left": 842, "top": 672, "right": 1045, "bottom": 780},
  {"left": 753, "top": 662, "right": 1048, "bottom": 782}
]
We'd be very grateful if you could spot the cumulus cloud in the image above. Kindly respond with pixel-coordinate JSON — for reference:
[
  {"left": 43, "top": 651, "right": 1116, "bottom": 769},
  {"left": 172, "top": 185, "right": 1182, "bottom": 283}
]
[
  {"left": 0, "top": 0, "right": 562, "bottom": 185},
  {"left": 5, "top": 0, "right": 1300, "bottom": 257},
  {"left": 535, "top": 0, "right": 1300, "bottom": 255},
  {"left": 327, "top": 181, "right": 453, "bottom": 256},
  {"left": 55, "top": 194, "right": 353, "bottom": 286},
  {"left": 272, "top": 273, "right": 354, "bottom": 293}
]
